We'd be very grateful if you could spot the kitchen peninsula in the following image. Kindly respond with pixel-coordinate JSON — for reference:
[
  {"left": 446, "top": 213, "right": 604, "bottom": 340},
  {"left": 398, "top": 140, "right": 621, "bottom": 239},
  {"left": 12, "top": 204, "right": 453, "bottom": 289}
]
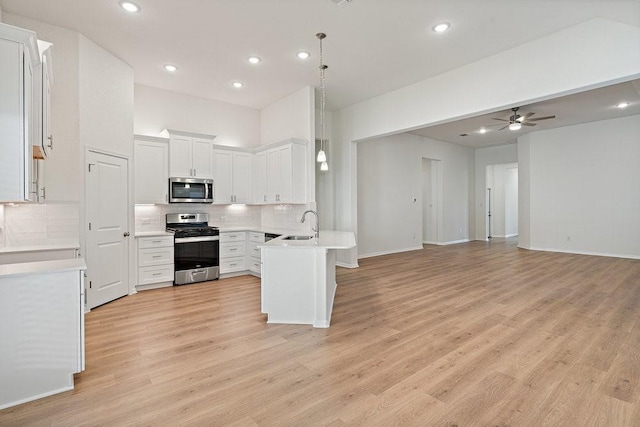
[{"left": 259, "top": 231, "right": 356, "bottom": 328}]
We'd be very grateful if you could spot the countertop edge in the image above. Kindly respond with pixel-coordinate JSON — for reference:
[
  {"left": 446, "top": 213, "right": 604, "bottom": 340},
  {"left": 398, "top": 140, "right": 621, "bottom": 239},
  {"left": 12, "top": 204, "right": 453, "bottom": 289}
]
[{"left": 0, "top": 258, "right": 87, "bottom": 278}]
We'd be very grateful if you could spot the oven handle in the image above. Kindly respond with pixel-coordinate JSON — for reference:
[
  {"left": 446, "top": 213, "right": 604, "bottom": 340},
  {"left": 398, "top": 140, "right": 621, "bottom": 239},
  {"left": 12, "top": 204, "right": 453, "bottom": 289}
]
[{"left": 175, "top": 236, "right": 220, "bottom": 243}]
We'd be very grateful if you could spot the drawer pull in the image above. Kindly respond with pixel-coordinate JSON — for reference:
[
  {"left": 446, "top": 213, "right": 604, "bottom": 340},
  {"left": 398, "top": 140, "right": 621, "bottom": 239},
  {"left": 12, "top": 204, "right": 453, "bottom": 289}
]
[
  {"left": 152, "top": 273, "right": 163, "bottom": 276},
  {"left": 230, "top": 248, "right": 237, "bottom": 251},
  {"left": 152, "top": 255, "right": 163, "bottom": 258},
  {"left": 152, "top": 240, "right": 162, "bottom": 243}
]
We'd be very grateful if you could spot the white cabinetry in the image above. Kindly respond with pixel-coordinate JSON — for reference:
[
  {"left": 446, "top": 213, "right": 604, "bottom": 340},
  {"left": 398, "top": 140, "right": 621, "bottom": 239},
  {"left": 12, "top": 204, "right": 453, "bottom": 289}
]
[
  {"left": 253, "top": 151, "right": 267, "bottom": 204},
  {"left": 31, "top": 45, "right": 53, "bottom": 203},
  {"left": 134, "top": 136, "right": 169, "bottom": 204},
  {"left": 212, "top": 148, "right": 251, "bottom": 204},
  {"left": 257, "top": 139, "right": 307, "bottom": 204},
  {"left": 0, "top": 259, "right": 86, "bottom": 409},
  {"left": 165, "top": 129, "right": 215, "bottom": 179},
  {"left": 0, "top": 23, "right": 40, "bottom": 202},
  {"left": 220, "top": 231, "right": 246, "bottom": 274},
  {"left": 137, "top": 235, "right": 174, "bottom": 289},
  {"left": 247, "top": 232, "right": 264, "bottom": 275}
]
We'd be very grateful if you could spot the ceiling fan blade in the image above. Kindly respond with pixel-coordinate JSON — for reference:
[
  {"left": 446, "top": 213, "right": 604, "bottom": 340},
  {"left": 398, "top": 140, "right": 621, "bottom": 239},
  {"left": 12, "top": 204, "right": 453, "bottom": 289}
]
[
  {"left": 498, "top": 125, "right": 509, "bottom": 131},
  {"left": 492, "top": 118, "right": 509, "bottom": 122},
  {"left": 522, "top": 122, "right": 536, "bottom": 126},
  {"left": 518, "top": 112, "right": 535, "bottom": 122},
  {"left": 528, "top": 115, "right": 556, "bottom": 121}
]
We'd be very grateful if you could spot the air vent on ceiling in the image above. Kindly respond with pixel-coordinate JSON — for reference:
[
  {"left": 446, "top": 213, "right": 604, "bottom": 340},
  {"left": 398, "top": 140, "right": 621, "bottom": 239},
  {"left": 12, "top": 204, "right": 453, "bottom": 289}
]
[
  {"left": 459, "top": 133, "right": 469, "bottom": 137},
  {"left": 331, "top": 0, "right": 352, "bottom": 5}
]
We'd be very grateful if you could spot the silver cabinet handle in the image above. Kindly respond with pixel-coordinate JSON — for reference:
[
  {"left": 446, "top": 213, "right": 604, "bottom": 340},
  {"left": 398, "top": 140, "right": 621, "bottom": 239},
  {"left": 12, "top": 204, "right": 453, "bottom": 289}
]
[
  {"left": 264, "top": 195, "right": 266, "bottom": 202},
  {"left": 123, "top": 232, "right": 130, "bottom": 237},
  {"left": 47, "top": 135, "right": 53, "bottom": 150},
  {"left": 152, "top": 255, "right": 162, "bottom": 258}
]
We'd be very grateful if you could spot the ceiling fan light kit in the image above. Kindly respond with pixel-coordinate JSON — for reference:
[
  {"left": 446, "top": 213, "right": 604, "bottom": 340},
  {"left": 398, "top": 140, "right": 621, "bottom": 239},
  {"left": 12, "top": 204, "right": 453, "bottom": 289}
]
[{"left": 492, "top": 106, "right": 556, "bottom": 131}]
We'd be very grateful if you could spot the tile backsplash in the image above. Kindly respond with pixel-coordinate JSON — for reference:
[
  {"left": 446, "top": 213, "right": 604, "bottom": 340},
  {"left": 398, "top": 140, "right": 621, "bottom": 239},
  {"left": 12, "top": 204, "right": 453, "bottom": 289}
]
[
  {"left": 1, "top": 203, "right": 80, "bottom": 247},
  {"left": 135, "top": 203, "right": 312, "bottom": 233}
]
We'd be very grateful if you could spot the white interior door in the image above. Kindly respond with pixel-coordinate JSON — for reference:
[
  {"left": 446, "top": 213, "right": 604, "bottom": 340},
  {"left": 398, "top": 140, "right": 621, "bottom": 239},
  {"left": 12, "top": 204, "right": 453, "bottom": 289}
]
[
  {"left": 422, "top": 158, "right": 441, "bottom": 244},
  {"left": 86, "top": 151, "right": 129, "bottom": 309}
]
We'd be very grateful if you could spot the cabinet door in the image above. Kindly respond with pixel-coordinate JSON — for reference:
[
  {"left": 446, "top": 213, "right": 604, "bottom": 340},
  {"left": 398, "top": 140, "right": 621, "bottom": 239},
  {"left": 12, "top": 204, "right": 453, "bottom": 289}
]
[
  {"left": 253, "top": 151, "right": 267, "bottom": 203},
  {"left": 277, "top": 145, "right": 293, "bottom": 203},
  {"left": 232, "top": 151, "right": 252, "bottom": 203},
  {"left": 169, "top": 136, "right": 192, "bottom": 177},
  {"left": 135, "top": 140, "right": 169, "bottom": 204},
  {"left": 266, "top": 148, "right": 280, "bottom": 203},
  {"left": 192, "top": 138, "right": 213, "bottom": 178},
  {"left": 212, "top": 149, "right": 232, "bottom": 204}
]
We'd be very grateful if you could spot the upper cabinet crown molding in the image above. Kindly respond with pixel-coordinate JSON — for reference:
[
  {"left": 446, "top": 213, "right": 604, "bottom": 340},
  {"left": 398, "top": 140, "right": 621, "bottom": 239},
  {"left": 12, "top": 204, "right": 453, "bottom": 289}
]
[
  {"left": 160, "top": 128, "right": 216, "bottom": 141},
  {"left": 0, "top": 23, "right": 40, "bottom": 66},
  {"left": 133, "top": 134, "right": 169, "bottom": 144}
]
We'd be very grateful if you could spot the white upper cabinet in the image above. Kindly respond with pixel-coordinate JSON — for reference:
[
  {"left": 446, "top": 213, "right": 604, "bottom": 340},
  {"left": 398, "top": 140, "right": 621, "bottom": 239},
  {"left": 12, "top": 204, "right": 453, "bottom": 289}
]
[
  {"left": 134, "top": 136, "right": 169, "bottom": 204},
  {"left": 0, "top": 23, "right": 40, "bottom": 202},
  {"left": 165, "top": 129, "right": 215, "bottom": 179},
  {"left": 260, "top": 139, "right": 307, "bottom": 204},
  {"left": 212, "top": 148, "right": 251, "bottom": 204},
  {"left": 253, "top": 150, "right": 267, "bottom": 204},
  {"left": 31, "top": 43, "right": 53, "bottom": 203}
]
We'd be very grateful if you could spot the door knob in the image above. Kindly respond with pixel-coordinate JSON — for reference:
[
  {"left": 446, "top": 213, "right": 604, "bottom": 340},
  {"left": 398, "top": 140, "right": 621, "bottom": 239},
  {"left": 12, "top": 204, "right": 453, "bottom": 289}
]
[{"left": 123, "top": 232, "right": 130, "bottom": 237}]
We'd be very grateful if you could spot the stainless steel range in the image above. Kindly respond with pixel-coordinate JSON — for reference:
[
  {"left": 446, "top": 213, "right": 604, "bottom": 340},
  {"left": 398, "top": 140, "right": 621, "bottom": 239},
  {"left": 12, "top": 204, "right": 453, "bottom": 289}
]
[{"left": 166, "top": 213, "right": 219, "bottom": 285}]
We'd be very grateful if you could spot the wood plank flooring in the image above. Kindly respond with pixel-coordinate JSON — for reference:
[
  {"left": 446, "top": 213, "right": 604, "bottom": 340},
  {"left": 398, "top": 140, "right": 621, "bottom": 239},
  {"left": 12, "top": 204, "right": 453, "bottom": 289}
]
[{"left": 2, "top": 239, "right": 640, "bottom": 426}]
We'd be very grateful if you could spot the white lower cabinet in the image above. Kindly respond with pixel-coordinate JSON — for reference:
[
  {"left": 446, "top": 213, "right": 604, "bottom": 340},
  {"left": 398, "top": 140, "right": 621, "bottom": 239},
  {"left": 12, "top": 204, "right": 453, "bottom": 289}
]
[
  {"left": 137, "top": 235, "right": 174, "bottom": 289},
  {"left": 220, "top": 232, "right": 246, "bottom": 274},
  {"left": 248, "top": 232, "right": 264, "bottom": 275}
]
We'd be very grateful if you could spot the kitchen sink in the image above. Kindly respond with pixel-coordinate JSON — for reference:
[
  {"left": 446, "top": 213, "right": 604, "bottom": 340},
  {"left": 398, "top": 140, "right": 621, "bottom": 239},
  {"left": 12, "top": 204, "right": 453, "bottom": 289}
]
[{"left": 283, "top": 235, "right": 314, "bottom": 240}]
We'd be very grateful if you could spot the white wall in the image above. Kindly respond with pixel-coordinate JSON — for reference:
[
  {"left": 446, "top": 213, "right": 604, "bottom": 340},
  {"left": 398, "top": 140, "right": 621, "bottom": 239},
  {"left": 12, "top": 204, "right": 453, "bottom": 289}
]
[
  {"left": 79, "top": 35, "right": 134, "bottom": 157},
  {"left": 519, "top": 114, "right": 640, "bottom": 258},
  {"left": 4, "top": 13, "right": 81, "bottom": 202},
  {"left": 504, "top": 165, "right": 518, "bottom": 237},
  {"left": 332, "top": 19, "right": 640, "bottom": 264},
  {"left": 134, "top": 84, "right": 260, "bottom": 148},
  {"left": 260, "top": 86, "right": 314, "bottom": 145},
  {"left": 357, "top": 133, "right": 474, "bottom": 258}
]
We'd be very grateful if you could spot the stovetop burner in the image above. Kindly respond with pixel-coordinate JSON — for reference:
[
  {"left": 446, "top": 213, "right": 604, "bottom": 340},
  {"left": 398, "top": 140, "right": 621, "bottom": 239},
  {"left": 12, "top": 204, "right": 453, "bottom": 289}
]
[{"left": 166, "top": 213, "right": 218, "bottom": 238}]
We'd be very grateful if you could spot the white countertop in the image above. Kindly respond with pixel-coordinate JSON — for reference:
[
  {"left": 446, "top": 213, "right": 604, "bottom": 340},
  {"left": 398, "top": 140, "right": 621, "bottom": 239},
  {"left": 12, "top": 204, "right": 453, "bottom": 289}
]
[
  {"left": 0, "top": 240, "right": 80, "bottom": 254},
  {"left": 259, "top": 231, "right": 356, "bottom": 250},
  {"left": 135, "top": 231, "right": 174, "bottom": 237},
  {"left": 0, "top": 258, "right": 87, "bottom": 278}
]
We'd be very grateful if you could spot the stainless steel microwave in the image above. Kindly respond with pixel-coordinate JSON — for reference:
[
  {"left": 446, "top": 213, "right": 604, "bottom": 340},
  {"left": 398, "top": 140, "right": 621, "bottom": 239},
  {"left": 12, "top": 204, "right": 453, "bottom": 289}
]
[{"left": 169, "top": 177, "right": 214, "bottom": 203}]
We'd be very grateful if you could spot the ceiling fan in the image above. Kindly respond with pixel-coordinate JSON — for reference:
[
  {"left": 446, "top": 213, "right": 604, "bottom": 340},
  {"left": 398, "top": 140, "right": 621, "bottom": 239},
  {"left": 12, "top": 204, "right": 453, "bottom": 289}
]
[{"left": 491, "top": 107, "right": 556, "bottom": 131}]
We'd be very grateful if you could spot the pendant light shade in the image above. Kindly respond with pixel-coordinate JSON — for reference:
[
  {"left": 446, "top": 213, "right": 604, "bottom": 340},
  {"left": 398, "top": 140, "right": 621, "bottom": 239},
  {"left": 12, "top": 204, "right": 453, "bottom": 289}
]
[
  {"left": 317, "top": 149, "right": 327, "bottom": 163},
  {"left": 317, "top": 33, "right": 329, "bottom": 172}
]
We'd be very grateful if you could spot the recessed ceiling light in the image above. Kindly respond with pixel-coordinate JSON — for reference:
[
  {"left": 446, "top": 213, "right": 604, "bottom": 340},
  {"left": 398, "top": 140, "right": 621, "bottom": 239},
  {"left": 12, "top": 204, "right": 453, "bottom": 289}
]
[
  {"left": 297, "top": 51, "right": 310, "bottom": 60},
  {"left": 616, "top": 102, "right": 630, "bottom": 109},
  {"left": 164, "top": 64, "right": 178, "bottom": 72},
  {"left": 433, "top": 22, "right": 450, "bottom": 33},
  {"left": 232, "top": 81, "right": 243, "bottom": 89},
  {"left": 248, "top": 56, "right": 261, "bottom": 64},
  {"left": 479, "top": 128, "right": 487, "bottom": 134},
  {"left": 119, "top": 1, "right": 140, "bottom": 13}
]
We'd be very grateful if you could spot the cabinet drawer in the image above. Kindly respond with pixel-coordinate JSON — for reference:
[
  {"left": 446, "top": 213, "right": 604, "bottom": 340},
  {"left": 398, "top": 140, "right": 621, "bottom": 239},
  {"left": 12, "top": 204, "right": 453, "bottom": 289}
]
[
  {"left": 248, "top": 242, "right": 261, "bottom": 259},
  {"left": 249, "top": 232, "right": 264, "bottom": 243},
  {"left": 139, "top": 236, "right": 173, "bottom": 249},
  {"left": 139, "top": 265, "right": 174, "bottom": 285},
  {"left": 139, "top": 247, "right": 174, "bottom": 267},
  {"left": 220, "top": 232, "right": 246, "bottom": 243},
  {"left": 220, "top": 256, "right": 246, "bottom": 273},
  {"left": 220, "top": 242, "right": 246, "bottom": 257},
  {"left": 248, "top": 259, "right": 261, "bottom": 273}
]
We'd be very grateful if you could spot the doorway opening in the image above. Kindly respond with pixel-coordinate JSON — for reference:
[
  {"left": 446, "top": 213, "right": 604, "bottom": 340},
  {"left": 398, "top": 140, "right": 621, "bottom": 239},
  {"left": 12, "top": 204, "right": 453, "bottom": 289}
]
[
  {"left": 485, "top": 163, "right": 518, "bottom": 241},
  {"left": 422, "top": 158, "right": 442, "bottom": 245}
]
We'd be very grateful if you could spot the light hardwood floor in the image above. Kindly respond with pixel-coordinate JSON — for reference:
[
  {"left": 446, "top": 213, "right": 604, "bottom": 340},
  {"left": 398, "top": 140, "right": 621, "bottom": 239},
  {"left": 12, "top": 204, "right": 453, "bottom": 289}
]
[{"left": 1, "top": 239, "right": 639, "bottom": 426}]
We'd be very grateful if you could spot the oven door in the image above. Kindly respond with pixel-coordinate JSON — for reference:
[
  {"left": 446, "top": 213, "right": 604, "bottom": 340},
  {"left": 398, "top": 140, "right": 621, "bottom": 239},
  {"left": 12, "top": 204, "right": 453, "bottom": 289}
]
[{"left": 174, "top": 236, "right": 219, "bottom": 284}]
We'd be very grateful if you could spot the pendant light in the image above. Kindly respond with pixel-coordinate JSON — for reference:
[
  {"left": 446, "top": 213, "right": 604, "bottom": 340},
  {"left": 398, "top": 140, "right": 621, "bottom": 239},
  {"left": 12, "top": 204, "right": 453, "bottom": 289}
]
[{"left": 316, "top": 32, "right": 329, "bottom": 171}]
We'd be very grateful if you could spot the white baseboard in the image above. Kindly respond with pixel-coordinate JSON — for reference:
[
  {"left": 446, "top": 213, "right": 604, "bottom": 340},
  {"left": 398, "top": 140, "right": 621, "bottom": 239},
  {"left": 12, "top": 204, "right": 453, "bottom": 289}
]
[
  {"left": 423, "top": 240, "right": 438, "bottom": 245},
  {"left": 525, "top": 246, "right": 640, "bottom": 260},
  {"left": 505, "top": 233, "right": 519, "bottom": 238},
  {"left": 358, "top": 245, "right": 423, "bottom": 259},
  {"left": 438, "top": 239, "right": 470, "bottom": 246},
  {"left": 336, "top": 262, "right": 359, "bottom": 269}
]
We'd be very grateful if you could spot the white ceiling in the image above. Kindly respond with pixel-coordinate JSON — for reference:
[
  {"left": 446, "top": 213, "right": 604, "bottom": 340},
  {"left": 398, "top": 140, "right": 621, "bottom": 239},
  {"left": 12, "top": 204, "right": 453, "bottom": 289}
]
[
  {"left": 411, "top": 79, "right": 640, "bottom": 148},
  {"left": 1, "top": 0, "right": 639, "bottom": 114}
]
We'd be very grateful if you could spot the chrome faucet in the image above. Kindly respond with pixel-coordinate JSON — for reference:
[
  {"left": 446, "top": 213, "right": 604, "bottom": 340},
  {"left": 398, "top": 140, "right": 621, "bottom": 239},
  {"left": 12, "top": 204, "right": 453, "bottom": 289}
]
[{"left": 300, "top": 210, "right": 319, "bottom": 239}]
